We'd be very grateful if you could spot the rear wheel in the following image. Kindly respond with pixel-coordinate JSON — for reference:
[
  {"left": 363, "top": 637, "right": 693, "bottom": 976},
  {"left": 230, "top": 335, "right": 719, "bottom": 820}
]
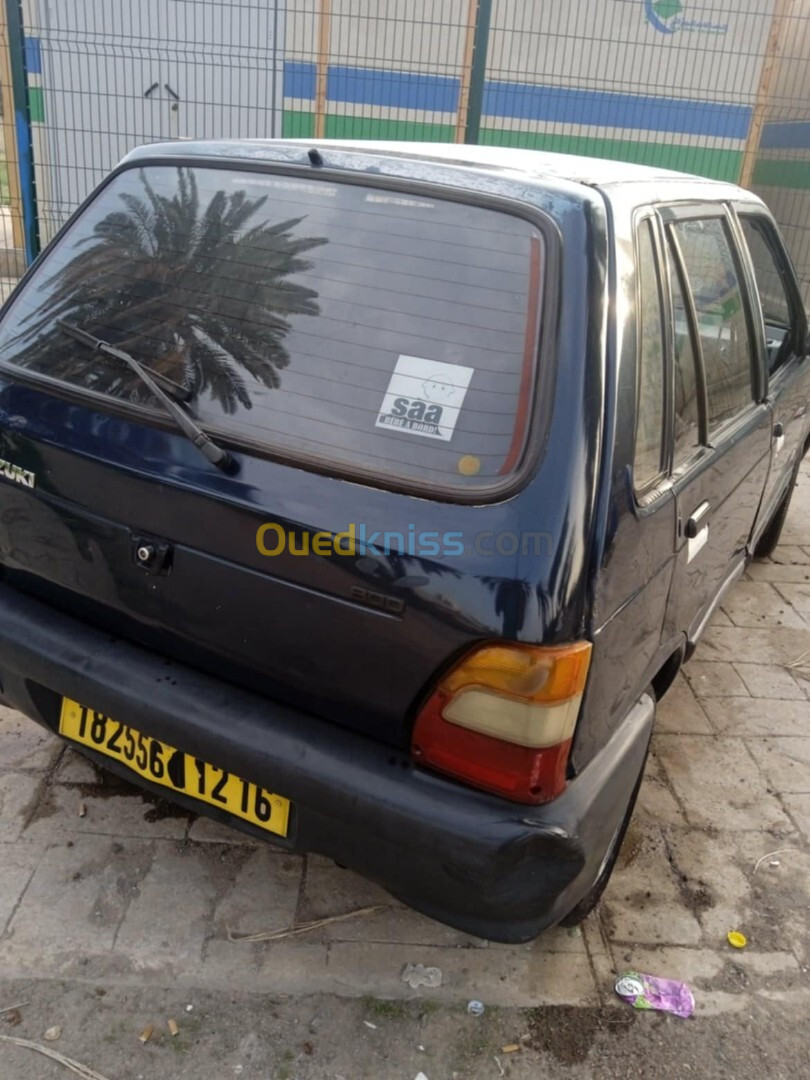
[
  {"left": 559, "top": 729, "right": 651, "bottom": 927},
  {"left": 754, "top": 466, "right": 799, "bottom": 559}
]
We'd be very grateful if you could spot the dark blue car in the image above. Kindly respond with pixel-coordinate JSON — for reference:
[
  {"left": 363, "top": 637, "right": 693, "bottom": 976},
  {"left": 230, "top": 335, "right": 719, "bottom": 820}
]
[{"left": 0, "top": 141, "right": 807, "bottom": 941}]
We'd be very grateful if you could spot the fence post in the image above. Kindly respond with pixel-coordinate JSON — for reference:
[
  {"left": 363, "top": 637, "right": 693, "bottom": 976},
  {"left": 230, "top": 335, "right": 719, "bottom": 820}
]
[
  {"left": 0, "top": 1, "right": 23, "bottom": 260},
  {"left": 4, "top": 0, "right": 37, "bottom": 263},
  {"left": 455, "top": 0, "right": 478, "bottom": 143},
  {"left": 314, "top": 0, "right": 331, "bottom": 140},
  {"left": 464, "top": 0, "right": 492, "bottom": 144},
  {"left": 739, "top": 0, "right": 791, "bottom": 189}
]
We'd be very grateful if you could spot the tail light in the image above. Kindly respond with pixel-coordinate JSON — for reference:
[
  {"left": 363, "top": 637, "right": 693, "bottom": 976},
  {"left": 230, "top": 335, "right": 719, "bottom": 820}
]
[{"left": 411, "top": 641, "right": 592, "bottom": 804}]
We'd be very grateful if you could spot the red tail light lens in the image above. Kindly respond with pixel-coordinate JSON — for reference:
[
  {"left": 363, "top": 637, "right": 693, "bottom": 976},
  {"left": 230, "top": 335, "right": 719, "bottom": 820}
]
[{"left": 411, "top": 641, "right": 592, "bottom": 804}]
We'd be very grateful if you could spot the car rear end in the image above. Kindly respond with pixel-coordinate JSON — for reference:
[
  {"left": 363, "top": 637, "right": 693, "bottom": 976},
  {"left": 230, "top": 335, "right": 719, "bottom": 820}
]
[{"left": 0, "top": 141, "right": 648, "bottom": 940}]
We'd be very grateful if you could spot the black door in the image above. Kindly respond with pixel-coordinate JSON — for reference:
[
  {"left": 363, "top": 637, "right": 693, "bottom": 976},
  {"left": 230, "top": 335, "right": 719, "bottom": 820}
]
[
  {"left": 660, "top": 206, "right": 772, "bottom": 643},
  {"left": 734, "top": 208, "right": 809, "bottom": 541}
]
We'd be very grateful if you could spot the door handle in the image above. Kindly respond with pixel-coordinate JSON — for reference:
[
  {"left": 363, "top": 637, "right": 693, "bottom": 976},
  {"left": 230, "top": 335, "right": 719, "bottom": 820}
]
[
  {"left": 685, "top": 501, "right": 710, "bottom": 539},
  {"left": 773, "top": 422, "right": 785, "bottom": 453}
]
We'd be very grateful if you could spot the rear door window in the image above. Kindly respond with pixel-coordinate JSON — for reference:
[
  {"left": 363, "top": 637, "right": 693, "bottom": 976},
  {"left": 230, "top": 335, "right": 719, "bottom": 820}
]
[
  {"left": 739, "top": 215, "right": 797, "bottom": 373},
  {"left": 665, "top": 237, "right": 702, "bottom": 466},
  {"left": 0, "top": 165, "right": 545, "bottom": 496},
  {"left": 670, "top": 217, "right": 755, "bottom": 433},
  {"left": 633, "top": 218, "right": 666, "bottom": 490}
]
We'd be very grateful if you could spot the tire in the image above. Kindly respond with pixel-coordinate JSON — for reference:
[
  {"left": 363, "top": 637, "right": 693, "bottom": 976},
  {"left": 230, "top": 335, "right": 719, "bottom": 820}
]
[
  {"left": 559, "top": 732, "right": 651, "bottom": 927},
  {"left": 754, "top": 466, "right": 799, "bottom": 559}
]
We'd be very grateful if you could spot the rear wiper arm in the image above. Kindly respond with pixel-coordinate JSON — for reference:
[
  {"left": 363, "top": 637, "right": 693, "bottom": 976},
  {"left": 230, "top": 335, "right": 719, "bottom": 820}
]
[
  {"left": 57, "top": 320, "right": 232, "bottom": 472},
  {"left": 59, "top": 321, "right": 190, "bottom": 401}
]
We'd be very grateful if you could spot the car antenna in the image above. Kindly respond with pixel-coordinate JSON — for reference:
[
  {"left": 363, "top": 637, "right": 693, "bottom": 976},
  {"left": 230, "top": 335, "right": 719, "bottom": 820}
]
[{"left": 307, "top": 147, "right": 324, "bottom": 167}]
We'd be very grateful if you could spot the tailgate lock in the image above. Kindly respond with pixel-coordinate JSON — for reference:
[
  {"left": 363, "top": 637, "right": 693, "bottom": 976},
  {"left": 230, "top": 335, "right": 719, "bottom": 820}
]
[{"left": 131, "top": 534, "right": 173, "bottom": 576}]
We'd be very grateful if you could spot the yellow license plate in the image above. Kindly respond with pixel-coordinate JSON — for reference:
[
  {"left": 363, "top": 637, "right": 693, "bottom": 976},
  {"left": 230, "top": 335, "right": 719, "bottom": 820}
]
[{"left": 59, "top": 698, "right": 290, "bottom": 838}]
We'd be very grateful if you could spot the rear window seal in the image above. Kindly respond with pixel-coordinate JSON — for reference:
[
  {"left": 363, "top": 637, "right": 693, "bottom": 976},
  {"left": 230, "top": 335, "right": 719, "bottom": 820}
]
[{"left": 0, "top": 155, "right": 561, "bottom": 505}]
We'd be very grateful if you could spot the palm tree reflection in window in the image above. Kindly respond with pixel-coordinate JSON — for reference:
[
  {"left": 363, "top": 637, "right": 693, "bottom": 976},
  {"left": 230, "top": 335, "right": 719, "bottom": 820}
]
[{"left": 11, "top": 167, "right": 326, "bottom": 413}]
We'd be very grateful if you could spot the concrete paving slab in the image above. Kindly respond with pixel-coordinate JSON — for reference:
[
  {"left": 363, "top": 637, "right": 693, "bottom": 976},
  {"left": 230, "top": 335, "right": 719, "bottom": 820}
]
[
  {"left": 0, "top": 842, "right": 44, "bottom": 934},
  {"left": 53, "top": 746, "right": 98, "bottom": 784},
  {"left": 0, "top": 836, "right": 153, "bottom": 971},
  {"left": 653, "top": 673, "right": 713, "bottom": 734},
  {"left": 663, "top": 827, "right": 758, "bottom": 944},
  {"left": 769, "top": 545, "right": 810, "bottom": 565},
  {"left": 746, "top": 560, "right": 810, "bottom": 583},
  {"left": 655, "top": 736, "right": 792, "bottom": 831},
  {"left": 0, "top": 707, "right": 60, "bottom": 771},
  {"left": 212, "top": 846, "right": 302, "bottom": 938},
  {"left": 664, "top": 828, "right": 808, "bottom": 952},
  {"left": 748, "top": 737, "right": 810, "bottom": 793},
  {"left": 598, "top": 823, "right": 703, "bottom": 946},
  {"left": 114, "top": 842, "right": 250, "bottom": 974},
  {"left": 323, "top": 940, "right": 600, "bottom": 1006},
  {"left": 22, "top": 774, "right": 190, "bottom": 842},
  {"left": 0, "top": 771, "right": 43, "bottom": 842},
  {"left": 684, "top": 660, "right": 748, "bottom": 697},
  {"left": 698, "top": 624, "right": 810, "bottom": 666},
  {"left": 720, "top": 581, "right": 807, "bottom": 629},
  {"left": 773, "top": 581, "right": 810, "bottom": 615},
  {"left": 636, "top": 748, "right": 687, "bottom": 827},
  {"left": 734, "top": 663, "right": 806, "bottom": 699},
  {"left": 708, "top": 606, "right": 734, "bottom": 625},
  {"left": 782, "top": 793, "right": 810, "bottom": 837},
  {"left": 699, "top": 695, "right": 810, "bottom": 736}
]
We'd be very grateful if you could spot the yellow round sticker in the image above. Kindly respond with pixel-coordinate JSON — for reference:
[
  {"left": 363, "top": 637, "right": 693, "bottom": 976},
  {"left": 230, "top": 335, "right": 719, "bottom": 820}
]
[{"left": 458, "top": 455, "right": 481, "bottom": 476}]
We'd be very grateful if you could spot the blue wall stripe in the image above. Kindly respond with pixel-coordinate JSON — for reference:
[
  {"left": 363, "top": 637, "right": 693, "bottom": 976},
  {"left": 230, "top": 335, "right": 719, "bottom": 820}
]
[
  {"left": 760, "top": 121, "right": 810, "bottom": 151},
  {"left": 284, "top": 60, "right": 316, "bottom": 100},
  {"left": 22, "top": 35, "right": 42, "bottom": 76},
  {"left": 483, "top": 81, "right": 752, "bottom": 139},
  {"left": 282, "top": 60, "right": 752, "bottom": 142},
  {"left": 327, "top": 65, "right": 460, "bottom": 113}
]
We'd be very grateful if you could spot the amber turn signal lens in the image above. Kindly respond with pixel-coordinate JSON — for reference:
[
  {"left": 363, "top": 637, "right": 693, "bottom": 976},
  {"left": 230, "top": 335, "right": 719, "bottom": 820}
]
[
  {"left": 441, "top": 640, "right": 592, "bottom": 704},
  {"left": 411, "top": 641, "right": 592, "bottom": 804}
]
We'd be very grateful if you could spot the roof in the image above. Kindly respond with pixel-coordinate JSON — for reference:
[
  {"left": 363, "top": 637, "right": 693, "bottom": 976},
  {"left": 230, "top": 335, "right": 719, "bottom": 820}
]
[{"left": 124, "top": 138, "right": 754, "bottom": 201}]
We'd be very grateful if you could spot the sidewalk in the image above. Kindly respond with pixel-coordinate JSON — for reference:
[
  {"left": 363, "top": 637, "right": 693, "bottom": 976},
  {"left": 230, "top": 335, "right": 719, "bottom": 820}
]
[{"left": 1, "top": 465, "right": 808, "bottom": 1018}]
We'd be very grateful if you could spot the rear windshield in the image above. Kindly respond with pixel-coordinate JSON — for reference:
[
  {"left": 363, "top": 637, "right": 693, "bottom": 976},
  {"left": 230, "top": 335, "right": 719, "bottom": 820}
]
[{"left": 0, "top": 164, "right": 544, "bottom": 494}]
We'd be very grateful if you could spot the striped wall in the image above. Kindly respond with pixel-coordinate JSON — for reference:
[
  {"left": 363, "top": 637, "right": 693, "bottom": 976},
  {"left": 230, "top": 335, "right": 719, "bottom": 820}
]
[
  {"left": 21, "top": 2, "right": 776, "bottom": 185},
  {"left": 754, "top": 121, "right": 810, "bottom": 190},
  {"left": 281, "top": 60, "right": 750, "bottom": 181},
  {"left": 17, "top": 3, "right": 804, "bottom": 215},
  {"left": 280, "top": 0, "right": 781, "bottom": 183}
]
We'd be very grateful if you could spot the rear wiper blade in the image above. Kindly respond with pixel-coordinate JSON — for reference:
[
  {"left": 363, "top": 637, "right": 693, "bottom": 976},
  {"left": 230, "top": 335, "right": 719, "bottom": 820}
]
[{"left": 57, "top": 320, "right": 232, "bottom": 472}]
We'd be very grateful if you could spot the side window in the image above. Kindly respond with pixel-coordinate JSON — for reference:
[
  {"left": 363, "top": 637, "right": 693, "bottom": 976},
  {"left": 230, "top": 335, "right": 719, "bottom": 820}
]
[
  {"left": 665, "top": 237, "right": 701, "bottom": 466},
  {"left": 739, "top": 216, "right": 795, "bottom": 373},
  {"left": 671, "top": 217, "right": 755, "bottom": 432},
  {"left": 634, "top": 220, "right": 666, "bottom": 490}
]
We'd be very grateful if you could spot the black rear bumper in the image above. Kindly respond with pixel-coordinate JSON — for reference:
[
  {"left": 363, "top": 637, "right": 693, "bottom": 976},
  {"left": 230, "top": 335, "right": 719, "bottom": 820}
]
[{"left": 0, "top": 585, "right": 653, "bottom": 942}]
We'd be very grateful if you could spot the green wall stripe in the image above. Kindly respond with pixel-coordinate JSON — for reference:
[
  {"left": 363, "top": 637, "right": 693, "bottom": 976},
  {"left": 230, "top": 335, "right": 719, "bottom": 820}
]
[
  {"left": 280, "top": 110, "right": 744, "bottom": 182},
  {"left": 479, "top": 128, "right": 743, "bottom": 182},
  {"left": 282, "top": 110, "right": 315, "bottom": 138},
  {"left": 28, "top": 86, "right": 45, "bottom": 124},
  {"left": 283, "top": 110, "right": 455, "bottom": 143},
  {"left": 324, "top": 114, "right": 455, "bottom": 142},
  {"left": 752, "top": 159, "right": 810, "bottom": 192}
]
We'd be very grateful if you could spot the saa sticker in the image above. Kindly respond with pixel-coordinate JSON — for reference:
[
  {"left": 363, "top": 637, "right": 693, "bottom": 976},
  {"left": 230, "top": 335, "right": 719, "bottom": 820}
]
[{"left": 375, "top": 354, "right": 474, "bottom": 442}]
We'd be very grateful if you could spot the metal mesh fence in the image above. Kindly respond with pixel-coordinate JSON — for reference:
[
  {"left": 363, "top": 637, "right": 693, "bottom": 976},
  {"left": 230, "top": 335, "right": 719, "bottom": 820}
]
[{"left": 0, "top": 0, "right": 809, "bottom": 301}]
